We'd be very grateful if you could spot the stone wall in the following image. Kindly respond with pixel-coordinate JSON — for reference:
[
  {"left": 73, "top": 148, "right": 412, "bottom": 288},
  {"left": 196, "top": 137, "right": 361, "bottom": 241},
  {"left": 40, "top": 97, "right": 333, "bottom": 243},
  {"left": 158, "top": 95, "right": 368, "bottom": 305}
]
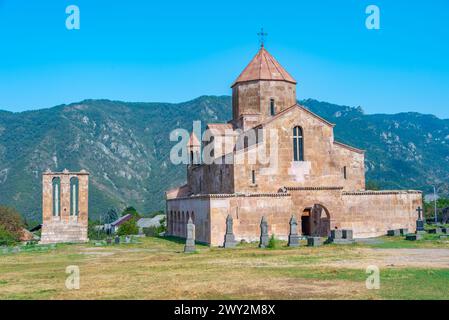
[
  {"left": 340, "top": 191, "right": 422, "bottom": 238},
  {"left": 232, "top": 106, "right": 366, "bottom": 194},
  {"left": 40, "top": 170, "right": 89, "bottom": 244},
  {"left": 166, "top": 197, "right": 211, "bottom": 243},
  {"left": 232, "top": 80, "right": 296, "bottom": 130}
]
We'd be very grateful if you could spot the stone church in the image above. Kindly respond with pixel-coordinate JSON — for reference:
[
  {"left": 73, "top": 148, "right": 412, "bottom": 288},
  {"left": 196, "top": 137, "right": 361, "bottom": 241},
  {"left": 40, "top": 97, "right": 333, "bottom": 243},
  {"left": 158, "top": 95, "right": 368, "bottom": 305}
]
[{"left": 166, "top": 46, "right": 422, "bottom": 246}]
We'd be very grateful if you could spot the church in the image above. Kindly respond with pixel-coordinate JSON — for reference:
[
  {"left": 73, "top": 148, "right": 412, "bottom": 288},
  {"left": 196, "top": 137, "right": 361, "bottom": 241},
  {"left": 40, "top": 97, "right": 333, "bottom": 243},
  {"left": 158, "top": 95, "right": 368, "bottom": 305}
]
[{"left": 166, "top": 45, "right": 422, "bottom": 246}]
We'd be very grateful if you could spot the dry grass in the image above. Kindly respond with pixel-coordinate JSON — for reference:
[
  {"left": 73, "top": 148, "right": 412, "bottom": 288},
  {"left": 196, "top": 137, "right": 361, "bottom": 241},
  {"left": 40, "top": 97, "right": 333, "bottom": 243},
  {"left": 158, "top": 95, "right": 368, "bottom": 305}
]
[{"left": 0, "top": 237, "right": 448, "bottom": 300}]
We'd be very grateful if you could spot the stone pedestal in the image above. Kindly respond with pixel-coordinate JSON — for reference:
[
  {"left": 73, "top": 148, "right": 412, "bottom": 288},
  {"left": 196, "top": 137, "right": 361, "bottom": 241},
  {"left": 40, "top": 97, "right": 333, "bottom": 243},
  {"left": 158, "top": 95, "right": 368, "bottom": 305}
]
[
  {"left": 416, "top": 220, "right": 425, "bottom": 232},
  {"left": 406, "top": 233, "right": 422, "bottom": 241},
  {"left": 399, "top": 228, "right": 409, "bottom": 236},
  {"left": 307, "top": 237, "right": 321, "bottom": 247},
  {"left": 387, "top": 229, "right": 401, "bottom": 237}
]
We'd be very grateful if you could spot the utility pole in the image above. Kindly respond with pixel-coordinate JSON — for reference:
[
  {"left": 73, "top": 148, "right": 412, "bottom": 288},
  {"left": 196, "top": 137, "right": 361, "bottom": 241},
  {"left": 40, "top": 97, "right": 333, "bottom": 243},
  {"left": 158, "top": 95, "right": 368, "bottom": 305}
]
[{"left": 434, "top": 186, "right": 438, "bottom": 224}]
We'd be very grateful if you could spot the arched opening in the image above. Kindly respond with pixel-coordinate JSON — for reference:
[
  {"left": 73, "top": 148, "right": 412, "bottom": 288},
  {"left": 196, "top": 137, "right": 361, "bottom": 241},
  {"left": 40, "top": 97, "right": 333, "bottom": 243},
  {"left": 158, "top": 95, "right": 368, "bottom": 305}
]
[
  {"left": 301, "top": 204, "right": 331, "bottom": 237},
  {"left": 293, "top": 126, "right": 304, "bottom": 161},
  {"left": 52, "top": 177, "right": 61, "bottom": 216},
  {"left": 70, "top": 177, "right": 79, "bottom": 216}
]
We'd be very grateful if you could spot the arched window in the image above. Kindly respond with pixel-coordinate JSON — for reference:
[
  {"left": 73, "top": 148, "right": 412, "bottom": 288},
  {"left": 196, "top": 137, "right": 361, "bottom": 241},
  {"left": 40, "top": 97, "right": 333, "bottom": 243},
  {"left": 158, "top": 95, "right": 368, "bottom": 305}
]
[
  {"left": 70, "top": 177, "right": 79, "bottom": 216},
  {"left": 270, "top": 99, "right": 275, "bottom": 116},
  {"left": 293, "top": 126, "right": 304, "bottom": 161},
  {"left": 52, "top": 177, "right": 61, "bottom": 216},
  {"left": 190, "top": 151, "right": 194, "bottom": 164}
]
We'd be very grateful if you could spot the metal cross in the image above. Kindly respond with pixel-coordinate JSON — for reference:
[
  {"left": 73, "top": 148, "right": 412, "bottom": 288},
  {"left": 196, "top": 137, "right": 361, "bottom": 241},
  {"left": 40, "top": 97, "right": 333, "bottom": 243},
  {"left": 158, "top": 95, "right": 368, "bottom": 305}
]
[
  {"left": 257, "top": 28, "right": 268, "bottom": 47},
  {"left": 416, "top": 206, "right": 423, "bottom": 220}
]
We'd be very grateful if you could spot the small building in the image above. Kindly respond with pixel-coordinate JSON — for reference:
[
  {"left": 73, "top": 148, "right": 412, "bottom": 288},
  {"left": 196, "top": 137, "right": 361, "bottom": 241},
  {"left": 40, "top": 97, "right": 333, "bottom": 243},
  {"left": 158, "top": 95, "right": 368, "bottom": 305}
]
[
  {"left": 137, "top": 215, "right": 165, "bottom": 234},
  {"left": 109, "top": 214, "right": 133, "bottom": 234}
]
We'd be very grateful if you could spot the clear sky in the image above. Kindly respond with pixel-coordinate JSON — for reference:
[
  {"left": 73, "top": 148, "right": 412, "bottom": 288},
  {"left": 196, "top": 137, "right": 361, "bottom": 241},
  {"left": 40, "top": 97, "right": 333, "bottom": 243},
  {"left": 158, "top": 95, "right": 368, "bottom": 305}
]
[{"left": 0, "top": 0, "right": 448, "bottom": 118}]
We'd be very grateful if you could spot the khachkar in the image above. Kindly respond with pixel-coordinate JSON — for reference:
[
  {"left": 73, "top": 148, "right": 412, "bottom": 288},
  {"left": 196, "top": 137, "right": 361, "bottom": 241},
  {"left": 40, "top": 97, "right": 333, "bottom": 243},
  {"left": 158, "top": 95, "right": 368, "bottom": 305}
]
[
  {"left": 184, "top": 217, "right": 196, "bottom": 253},
  {"left": 288, "top": 216, "right": 300, "bottom": 247},
  {"left": 223, "top": 214, "right": 237, "bottom": 248},
  {"left": 259, "top": 216, "right": 269, "bottom": 248},
  {"left": 40, "top": 169, "right": 89, "bottom": 244}
]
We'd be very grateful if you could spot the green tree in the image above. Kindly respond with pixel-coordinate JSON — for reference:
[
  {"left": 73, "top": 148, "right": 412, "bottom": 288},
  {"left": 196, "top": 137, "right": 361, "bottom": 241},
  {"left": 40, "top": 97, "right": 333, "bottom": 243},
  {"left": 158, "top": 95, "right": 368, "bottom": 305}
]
[
  {"left": 0, "top": 206, "right": 24, "bottom": 245},
  {"left": 117, "top": 219, "right": 139, "bottom": 236}
]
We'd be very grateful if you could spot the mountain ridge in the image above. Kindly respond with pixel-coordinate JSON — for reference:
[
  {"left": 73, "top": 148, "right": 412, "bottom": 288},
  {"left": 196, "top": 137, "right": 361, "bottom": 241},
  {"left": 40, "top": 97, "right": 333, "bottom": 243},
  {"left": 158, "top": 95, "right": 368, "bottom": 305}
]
[{"left": 1, "top": 96, "right": 448, "bottom": 222}]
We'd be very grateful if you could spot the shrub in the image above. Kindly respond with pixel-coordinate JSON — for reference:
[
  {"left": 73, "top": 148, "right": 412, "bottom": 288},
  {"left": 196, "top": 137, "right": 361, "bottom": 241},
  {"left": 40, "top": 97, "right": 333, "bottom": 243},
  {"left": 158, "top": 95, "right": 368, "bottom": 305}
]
[
  {"left": 0, "top": 225, "right": 17, "bottom": 246},
  {"left": 117, "top": 219, "right": 139, "bottom": 236},
  {"left": 143, "top": 224, "right": 165, "bottom": 237},
  {"left": 267, "top": 234, "right": 278, "bottom": 249},
  {"left": 88, "top": 221, "right": 108, "bottom": 240},
  {"left": 0, "top": 206, "right": 24, "bottom": 245}
]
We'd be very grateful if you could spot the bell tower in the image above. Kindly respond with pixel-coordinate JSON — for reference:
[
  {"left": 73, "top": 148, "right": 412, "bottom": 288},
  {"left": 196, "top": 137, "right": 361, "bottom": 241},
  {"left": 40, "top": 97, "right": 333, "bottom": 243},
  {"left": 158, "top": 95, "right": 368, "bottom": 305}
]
[{"left": 231, "top": 46, "right": 297, "bottom": 130}]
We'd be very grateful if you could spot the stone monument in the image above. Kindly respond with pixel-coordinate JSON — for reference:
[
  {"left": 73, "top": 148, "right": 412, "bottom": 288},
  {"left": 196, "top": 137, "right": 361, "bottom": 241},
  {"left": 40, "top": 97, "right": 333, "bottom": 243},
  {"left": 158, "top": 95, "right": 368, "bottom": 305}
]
[
  {"left": 184, "top": 217, "right": 196, "bottom": 253},
  {"left": 223, "top": 214, "right": 237, "bottom": 248},
  {"left": 416, "top": 206, "right": 425, "bottom": 233},
  {"left": 259, "top": 216, "right": 269, "bottom": 248},
  {"left": 40, "top": 169, "right": 89, "bottom": 244},
  {"left": 287, "top": 215, "right": 300, "bottom": 247}
]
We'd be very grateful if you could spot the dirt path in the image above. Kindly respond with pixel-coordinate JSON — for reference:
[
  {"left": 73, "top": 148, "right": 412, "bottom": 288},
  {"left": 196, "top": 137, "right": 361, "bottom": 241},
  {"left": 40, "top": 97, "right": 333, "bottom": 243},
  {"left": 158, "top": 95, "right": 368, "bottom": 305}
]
[{"left": 324, "top": 248, "right": 449, "bottom": 269}]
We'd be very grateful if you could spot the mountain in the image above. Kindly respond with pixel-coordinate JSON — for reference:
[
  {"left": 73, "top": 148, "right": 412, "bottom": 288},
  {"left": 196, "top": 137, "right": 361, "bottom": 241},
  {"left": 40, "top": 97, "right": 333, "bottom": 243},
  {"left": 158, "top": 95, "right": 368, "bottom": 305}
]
[{"left": 0, "top": 96, "right": 448, "bottom": 222}]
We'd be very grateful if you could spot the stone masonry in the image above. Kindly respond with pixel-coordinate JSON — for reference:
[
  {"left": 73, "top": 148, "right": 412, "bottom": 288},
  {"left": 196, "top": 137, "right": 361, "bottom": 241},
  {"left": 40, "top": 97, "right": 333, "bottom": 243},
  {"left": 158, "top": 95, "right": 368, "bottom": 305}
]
[
  {"left": 166, "top": 45, "right": 423, "bottom": 246},
  {"left": 40, "top": 169, "right": 89, "bottom": 244}
]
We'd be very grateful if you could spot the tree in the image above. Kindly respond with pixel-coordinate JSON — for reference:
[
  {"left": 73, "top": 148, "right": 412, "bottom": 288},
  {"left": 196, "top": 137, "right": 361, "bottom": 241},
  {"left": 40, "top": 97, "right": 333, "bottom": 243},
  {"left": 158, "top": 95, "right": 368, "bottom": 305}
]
[
  {"left": 0, "top": 206, "right": 24, "bottom": 245},
  {"left": 121, "top": 206, "right": 141, "bottom": 219},
  {"left": 117, "top": 219, "right": 139, "bottom": 236}
]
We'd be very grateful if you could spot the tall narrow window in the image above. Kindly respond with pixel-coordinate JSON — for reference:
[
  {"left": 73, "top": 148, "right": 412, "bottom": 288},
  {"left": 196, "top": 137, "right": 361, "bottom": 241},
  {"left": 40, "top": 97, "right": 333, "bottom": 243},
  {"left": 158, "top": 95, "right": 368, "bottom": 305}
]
[
  {"left": 293, "top": 126, "right": 304, "bottom": 161},
  {"left": 251, "top": 170, "right": 256, "bottom": 184},
  {"left": 190, "top": 151, "right": 194, "bottom": 164},
  {"left": 343, "top": 166, "right": 347, "bottom": 180},
  {"left": 52, "top": 177, "right": 61, "bottom": 216},
  {"left": 270, "top": 99, "right": 275, "bottom": 116},
  {"left": 70, "top": 177, "right": 79, "bottom": 216}
]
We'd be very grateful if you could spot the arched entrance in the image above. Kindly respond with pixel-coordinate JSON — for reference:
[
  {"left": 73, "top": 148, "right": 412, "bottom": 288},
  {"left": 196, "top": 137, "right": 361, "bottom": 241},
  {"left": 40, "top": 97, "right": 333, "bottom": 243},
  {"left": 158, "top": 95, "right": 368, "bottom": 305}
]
[{"left": 301, "top": 204, "right": 331, "bottom": 237}]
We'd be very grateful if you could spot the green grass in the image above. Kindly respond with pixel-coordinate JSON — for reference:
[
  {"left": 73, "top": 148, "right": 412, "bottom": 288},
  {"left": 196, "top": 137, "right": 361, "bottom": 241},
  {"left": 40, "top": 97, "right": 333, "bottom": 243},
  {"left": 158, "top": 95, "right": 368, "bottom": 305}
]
[{"left": 0, "top": 236, "right": 449, "bottom": 300}]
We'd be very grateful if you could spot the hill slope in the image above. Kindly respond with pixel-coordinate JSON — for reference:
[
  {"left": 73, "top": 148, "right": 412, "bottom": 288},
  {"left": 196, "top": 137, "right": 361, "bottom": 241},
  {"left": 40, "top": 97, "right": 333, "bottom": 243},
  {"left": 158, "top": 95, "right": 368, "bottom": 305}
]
[{"left": 0, "top": 96, "right": 448, "bottom": 221}]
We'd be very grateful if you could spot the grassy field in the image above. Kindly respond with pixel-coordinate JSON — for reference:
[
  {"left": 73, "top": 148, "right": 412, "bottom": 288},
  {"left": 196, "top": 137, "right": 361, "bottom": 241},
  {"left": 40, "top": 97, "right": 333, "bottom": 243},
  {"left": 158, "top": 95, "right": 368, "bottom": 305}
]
[{"left": 1, "top": 236, "right": 449, "bottom": 300}]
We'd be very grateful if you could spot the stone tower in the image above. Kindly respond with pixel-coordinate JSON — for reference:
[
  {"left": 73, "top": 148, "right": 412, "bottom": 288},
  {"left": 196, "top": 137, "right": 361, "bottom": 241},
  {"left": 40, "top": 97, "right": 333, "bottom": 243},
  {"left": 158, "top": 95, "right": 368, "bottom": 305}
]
[
  {"left": 40, "top": 169, "right": 89, "bottom": 244},
  {"left": 187, "top": 132, "right": 201, "bottom": 165},
  {"left": 231, "top": 46, "right": 297, "bottom": 130}
]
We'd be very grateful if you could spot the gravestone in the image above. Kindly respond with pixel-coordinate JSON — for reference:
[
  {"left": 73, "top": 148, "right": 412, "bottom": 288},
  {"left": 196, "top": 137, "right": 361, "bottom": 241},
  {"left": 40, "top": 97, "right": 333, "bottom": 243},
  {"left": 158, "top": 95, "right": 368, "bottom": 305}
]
[
  {"left": 331, "top": 229, "right": 343, "bottom": 240},
  {"left": 441, "top": 228, "right": 449, "bottom": 234},
  {"left": 342, "top": 230, "right": 353, "bottom": 240},
  {"left": 287, "top": 216, "right": 300, "bottom": 247},
  {"left": 416, "top": 206, "right": 425, "bottom": 232},
  {"left": 327, "top": 229, "right": 354, "bottom": 244},
  {"left": 125, "top": 236, "right": 131, "bottom": 243},
  {"left": 428, "top": 229, "right": 438, "bottom": 234},
  {"left": 307, "top": 237, "right": 321, "bottom": 247},
  {"left": 406, "top": 233, "right": 422, "bottom": 241},
  {"left": 184, "top": 217, "right": 196, "bottom": 253},
  {"left": 106, "top": 238, "right": 112, "bottom": 244},
  {"left": 223, "top": 214, "right": 237, "bottom": 248},
  {"left": 399, "top": 228, "right": 409, "bottom": 236},
  {"left": 387, "top": 229, "right": 401, "bottom": 237},
  {"left": 259, "top": 216, "right": 269, "bottom": 248},
  {"left": 114, "top": 236, "right": 120, "bottom": 244}
]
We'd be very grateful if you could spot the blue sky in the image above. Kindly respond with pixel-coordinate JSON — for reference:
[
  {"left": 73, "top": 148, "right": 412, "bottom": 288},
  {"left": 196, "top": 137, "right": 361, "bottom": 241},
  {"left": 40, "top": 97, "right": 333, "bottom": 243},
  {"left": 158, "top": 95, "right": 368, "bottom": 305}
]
[{"left": 0, "top": 0, "right": 448, "bottom": 118}]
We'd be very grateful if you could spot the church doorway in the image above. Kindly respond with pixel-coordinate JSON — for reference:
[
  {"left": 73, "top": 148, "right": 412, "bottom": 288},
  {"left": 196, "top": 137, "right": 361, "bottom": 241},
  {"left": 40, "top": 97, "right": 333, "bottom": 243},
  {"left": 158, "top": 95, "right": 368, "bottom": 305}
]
[{"left": 301, "top": 204, "right": 331, "bottom": 237}]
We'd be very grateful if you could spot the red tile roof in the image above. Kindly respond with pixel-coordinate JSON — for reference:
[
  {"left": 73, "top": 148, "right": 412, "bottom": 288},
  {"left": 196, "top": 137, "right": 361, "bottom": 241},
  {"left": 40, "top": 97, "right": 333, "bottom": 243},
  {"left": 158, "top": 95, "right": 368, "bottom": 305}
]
[
  {"left": 232, "top": 47, "right": 296, "bottom": 87},
  {"left": 188, "top": 132, "right": 201, "bottom": 147}
]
